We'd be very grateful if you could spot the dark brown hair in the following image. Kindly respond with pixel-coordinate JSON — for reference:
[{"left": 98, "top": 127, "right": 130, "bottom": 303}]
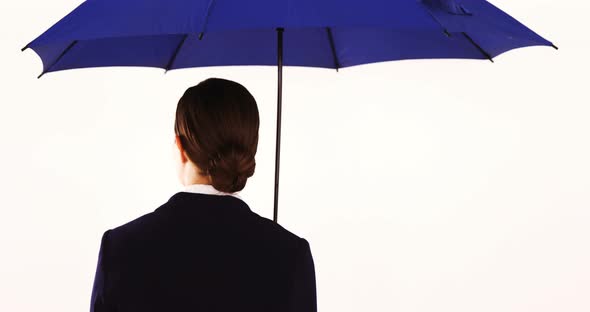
[{"left": 174, "top": 78, "right": 260, "bottom": 193}]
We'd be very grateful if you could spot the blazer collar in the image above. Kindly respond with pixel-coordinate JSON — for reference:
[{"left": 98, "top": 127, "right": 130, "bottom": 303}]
[{"left": 159, "top": 191, "right": 252, "bottom": 215}]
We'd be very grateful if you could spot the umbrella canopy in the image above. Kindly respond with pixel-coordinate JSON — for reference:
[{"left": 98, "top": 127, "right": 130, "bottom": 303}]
[
  {"left": 24, "top": 0, "right": 555, "bottom": 73},
  {"left": 22, "top": 0, "right": 556, "bottom": 222}
]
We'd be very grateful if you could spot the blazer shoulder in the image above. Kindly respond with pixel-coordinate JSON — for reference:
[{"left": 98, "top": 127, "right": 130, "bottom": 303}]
[
  {"left": 250, "top": 212, "right": 309, "bottom": 245},
  {"left": 106, "top": 201, "right": 171, "bottom": 242}
]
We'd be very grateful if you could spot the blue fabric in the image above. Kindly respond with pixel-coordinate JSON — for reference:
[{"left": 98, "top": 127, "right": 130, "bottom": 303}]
[{"left": 24, "top": 0, "right": 554, "bottom": 74}]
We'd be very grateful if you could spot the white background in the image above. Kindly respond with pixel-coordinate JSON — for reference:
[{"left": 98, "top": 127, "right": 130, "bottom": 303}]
[{"left": 1, "top": 1, "right": 589, "bottom": 311}]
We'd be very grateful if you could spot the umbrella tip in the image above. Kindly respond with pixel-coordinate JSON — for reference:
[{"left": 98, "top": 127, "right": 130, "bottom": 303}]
[
  {"left": 198, "top": 32, "right": 204, "bottom": 40},
  {"left": 21, "top": 44, "right": 29, "bottom": 52},
  {"left": 551, "top": 43, "right": 559, "bottom": 50},
  {"left": 37, "top": 72, "right": 45, "bottom": 79}
]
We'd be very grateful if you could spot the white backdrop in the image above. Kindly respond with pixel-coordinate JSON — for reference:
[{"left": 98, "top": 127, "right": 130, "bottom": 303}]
[{"left": 1, "top": 1, "right": 589, "bottom": 311}]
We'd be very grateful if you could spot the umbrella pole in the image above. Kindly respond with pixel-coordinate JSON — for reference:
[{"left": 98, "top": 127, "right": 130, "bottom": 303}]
[{"left": 273, "top": 28, "right": 284, "bottom": 223}]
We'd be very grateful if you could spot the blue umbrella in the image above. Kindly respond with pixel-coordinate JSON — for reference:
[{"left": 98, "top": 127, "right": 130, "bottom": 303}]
[{"left": 22, "top": 0, "right": 556, "bottom": 223}]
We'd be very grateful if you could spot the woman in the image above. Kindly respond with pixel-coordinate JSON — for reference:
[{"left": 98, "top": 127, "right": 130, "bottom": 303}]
[{"left": 90, "top": 78, "right": 317, "bottom": 312}]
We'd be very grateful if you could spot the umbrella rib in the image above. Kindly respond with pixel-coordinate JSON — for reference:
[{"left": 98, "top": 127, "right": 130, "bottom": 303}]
[
  {"left": 326, "top": 27, "right": 340, "bottom": 71},
  {"left": 420, "top": 4, "right": 453, "bottom": 38},
  {"left": 462, "top": 32, "right": 494, "bottom": 63},
  {"left": 420, "top": 3, "right": 494, "bottom": 62},
  {"left": 199, "top": 0, "right": 217, "bottom": 40},
  {"left": 165, "top": 34, "right": 189, "bottom": 73},
  {"left": 38, "top": 40, "right": 78, "bottom": 79}
]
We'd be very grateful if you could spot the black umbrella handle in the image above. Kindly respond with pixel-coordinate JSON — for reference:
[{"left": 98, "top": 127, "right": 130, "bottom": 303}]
[{"left": 274, "top": 28, "right": 284, "bottom": 223}]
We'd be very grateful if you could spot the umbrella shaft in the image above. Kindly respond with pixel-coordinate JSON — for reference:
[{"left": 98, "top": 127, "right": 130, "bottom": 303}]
[{"left": 274, "top": 28, "right": 284, "bottom": 223}]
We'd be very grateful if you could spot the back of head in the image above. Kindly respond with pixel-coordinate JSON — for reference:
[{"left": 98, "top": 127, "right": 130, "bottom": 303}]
[{"left": 174, "top": 78, "right": 260, "bottom": 193}]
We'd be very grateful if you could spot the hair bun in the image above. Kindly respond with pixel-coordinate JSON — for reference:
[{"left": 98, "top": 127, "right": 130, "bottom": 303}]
[{"left": 207, "top": 143, "right": 256, "bottom": 193}]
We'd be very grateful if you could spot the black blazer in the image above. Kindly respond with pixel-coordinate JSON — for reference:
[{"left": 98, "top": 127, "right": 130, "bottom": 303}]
[{"left": 90, "top": 191, "right": 317, "bottom": 312}]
